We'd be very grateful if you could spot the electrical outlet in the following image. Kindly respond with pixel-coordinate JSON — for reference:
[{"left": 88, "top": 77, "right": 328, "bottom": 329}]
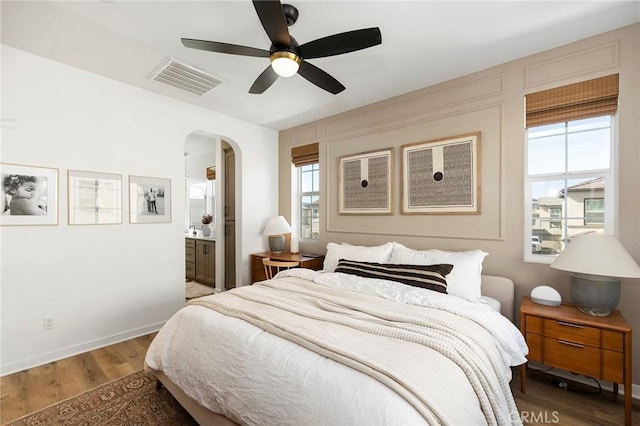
[{"left": 43, "top": 318, "right": 55, "bottom": 330}]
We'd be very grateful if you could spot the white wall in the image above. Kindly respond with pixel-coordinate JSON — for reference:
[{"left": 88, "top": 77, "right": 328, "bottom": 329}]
[
  {"left": 186, "top": 153, "right": 215, "bottom": 181},
  {"left": 0, "top": 46, "right": 278, "bottom": 375}
]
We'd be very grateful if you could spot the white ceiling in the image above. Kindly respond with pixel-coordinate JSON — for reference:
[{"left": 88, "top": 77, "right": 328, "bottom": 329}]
[{"left": 2, "top": 1, "right": 639, "bottom": 130}]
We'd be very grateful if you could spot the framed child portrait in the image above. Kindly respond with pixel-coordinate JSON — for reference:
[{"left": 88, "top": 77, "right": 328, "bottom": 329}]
[
  {"left": 129, "top": 175, "right": 172, "bottom": 224},
  {"left": 1, "top": 162, "right": 59, "bottom": 226}
]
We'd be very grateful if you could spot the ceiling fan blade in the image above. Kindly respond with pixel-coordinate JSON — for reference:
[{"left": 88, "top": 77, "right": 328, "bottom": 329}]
[
  {"left": 252, "top": 0, "right": 290, "bottom": 47},
  {"left": 182, "top": 38, "right": 270, "bottom": 57},
  {"left": 297, "top": 61, "right": 345, "bottom": 94},
  {"left": 298, "top": 28, "right": 382, "bottom": 59},
  {"left": 249, "top": 66, "right": 279, "bottom": 94}
]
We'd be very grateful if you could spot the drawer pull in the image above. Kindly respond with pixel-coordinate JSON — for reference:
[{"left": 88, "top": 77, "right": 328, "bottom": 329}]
[
  {"left": 558, "top": 340, "right": 584, "bottom": 348},
  {"left": 557, "top": 321, "right": 583, "bottom": 329}
]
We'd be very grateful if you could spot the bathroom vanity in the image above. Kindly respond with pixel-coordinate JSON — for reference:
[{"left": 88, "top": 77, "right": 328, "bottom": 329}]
[{"left": 185, "top": 236, "right": 216, "bottom": 286}]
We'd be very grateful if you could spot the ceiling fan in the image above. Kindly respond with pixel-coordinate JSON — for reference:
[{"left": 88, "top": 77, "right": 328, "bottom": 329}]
[{"left": 181, "top": 0, "right": 382, "bottom": 95}]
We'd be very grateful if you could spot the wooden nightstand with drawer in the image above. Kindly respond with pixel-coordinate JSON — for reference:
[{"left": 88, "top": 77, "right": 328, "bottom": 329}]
[
  {"left": 520, "top": 296, "right": 632, "bottom": 425},
  {"left": 250, "top": 252, "right": 325, "bottom": 284}
]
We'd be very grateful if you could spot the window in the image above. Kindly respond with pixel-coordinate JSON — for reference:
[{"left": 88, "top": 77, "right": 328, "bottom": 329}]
[
  {"left": 297, "top": 163, "right": 320, "bottom": 240},
  {"left": 524, "top": 74, "right": 618, "bottom": 262},
  {"left": 291, "top": 142, "right": 320, "bottom": 240},
  {"left": 584, "top": 198, "right": 604, "bottom": 225},
  {"left": 525, "top": 116, "right": 613, "bottom": 261},
  {"left": 549, "top": 206, "right": 562, "bottom": 228}
]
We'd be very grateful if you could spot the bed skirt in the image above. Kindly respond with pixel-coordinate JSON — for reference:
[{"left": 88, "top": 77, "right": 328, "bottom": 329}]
[{"left": 155, "top": 370, "right": 238, "bottom": 426}]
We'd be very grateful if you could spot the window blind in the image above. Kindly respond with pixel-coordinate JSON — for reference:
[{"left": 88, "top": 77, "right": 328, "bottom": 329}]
[
  {"left": 206, "top": 167, "right": 216, "bottom": 180},
  {"left": 291, "top": 142, "right": 319, "bottom": 167},
  {"left": 525, "top": 74, "right": 619, "bottom": 127}
]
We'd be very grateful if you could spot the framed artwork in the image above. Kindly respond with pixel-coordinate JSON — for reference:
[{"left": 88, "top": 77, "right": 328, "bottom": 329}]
[
  {"left": 1, "top": 162, "right": 59, "bottom": 226},
  {"left": 338, "top": 148, "right": 393, "bottom": 215},
  {"left": 401, "top": 132, "right": 480, "bottom": 214},
  {"left": 68, "top": 170, "right": 122, "bottom": 225},
  {"left": 129, "top": 175, "right": 172, "bottom": 223}
]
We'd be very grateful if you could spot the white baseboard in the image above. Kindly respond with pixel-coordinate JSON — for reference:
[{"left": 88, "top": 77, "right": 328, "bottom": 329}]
[
  {"left": 0, "top": 322, "right": 165, "bottom": 377},
  {"left": 527, "top": 362, "right": 640, "bottom": 400}
]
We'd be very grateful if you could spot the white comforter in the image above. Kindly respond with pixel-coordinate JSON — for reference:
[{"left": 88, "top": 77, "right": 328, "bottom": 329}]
[{"left": 145, "top": 270, "right": 527, "bottom": 425}]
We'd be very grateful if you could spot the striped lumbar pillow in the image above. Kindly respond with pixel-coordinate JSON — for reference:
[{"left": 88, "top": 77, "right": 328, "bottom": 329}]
[{"left": 334, "top": 259, "right": 453, "bottom": 293}]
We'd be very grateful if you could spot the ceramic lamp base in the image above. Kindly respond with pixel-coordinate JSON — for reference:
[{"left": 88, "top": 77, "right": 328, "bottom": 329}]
[
  {"left": 268, "top": 235, "right": 285, "bottom": 253},
  {"left": 570, "top": 273, "right": 620, "bottom": 316}
]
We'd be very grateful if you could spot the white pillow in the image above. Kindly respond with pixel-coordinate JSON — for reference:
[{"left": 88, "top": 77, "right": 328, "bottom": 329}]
[
  {"left": 389, "top": 243, "right": 488, "bottom": 303},
  {"left": 323, "top": 242, "right": 394, "bottom": 272}
]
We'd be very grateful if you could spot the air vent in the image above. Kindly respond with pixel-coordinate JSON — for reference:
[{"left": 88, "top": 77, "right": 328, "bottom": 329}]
[{"left": 148, "top": 57, "right": 222, "bottom": 96}]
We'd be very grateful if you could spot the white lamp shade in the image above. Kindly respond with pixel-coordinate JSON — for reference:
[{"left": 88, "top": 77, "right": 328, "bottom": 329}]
[
  {"left": 263, "top": 216, "right": 291, "bottom": 236},
  {"left": 551, "top": 234, "right": 640, "bottom": 278}
]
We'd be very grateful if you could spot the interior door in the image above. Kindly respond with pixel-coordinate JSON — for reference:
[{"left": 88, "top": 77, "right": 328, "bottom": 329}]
[{"left": 224, "top": 145, "right": 236, "bottom": 289}]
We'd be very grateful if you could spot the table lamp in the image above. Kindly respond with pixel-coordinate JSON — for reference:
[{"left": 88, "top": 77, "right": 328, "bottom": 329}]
[
  {"left": 263, "top": 216, "right": 291, "bottom": 253},
  {"left": 550, "top": 233, "right": 640, "bottom": 316}
]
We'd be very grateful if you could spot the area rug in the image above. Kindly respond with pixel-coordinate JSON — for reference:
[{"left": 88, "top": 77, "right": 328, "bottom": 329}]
[
  {"left": 185, "top": 281, "right": 216, "bottom": 299},
  {"left": 5, "top": 370, "right": 198, "bottom": 426}
]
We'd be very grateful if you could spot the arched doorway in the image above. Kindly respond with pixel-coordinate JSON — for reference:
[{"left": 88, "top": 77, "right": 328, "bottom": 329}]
[{"left": 184, "top": 132, "right": 240, "bottom": 291}]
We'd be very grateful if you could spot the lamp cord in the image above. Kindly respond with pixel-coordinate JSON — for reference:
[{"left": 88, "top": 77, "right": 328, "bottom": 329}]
[
  {"left": 551, "top": 372, "right": 602, "bottom": 395},
  {"left": 527, "top": 365, "right": 602, "bottom": 394}
]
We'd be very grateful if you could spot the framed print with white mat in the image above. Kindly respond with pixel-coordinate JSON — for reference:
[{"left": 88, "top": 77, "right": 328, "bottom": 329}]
[
  {"left": 129, "top": 175, "right": 171, "bottom": 223},
  {"left": 401, "top": 132, "right": 480, "bottom": 214},
  {"left": 338, "top": 148, "right": 393, "bottom": 215},
  {"left": 1, "top": 162, "right": 58, "bottom": 225},
  {"left": 68, "top": 170, "right": 122, "bottom": 225}
]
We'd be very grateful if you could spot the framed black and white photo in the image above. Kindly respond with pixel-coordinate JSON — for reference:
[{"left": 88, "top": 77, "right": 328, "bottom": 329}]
[
  {"left": 129, "top": 175, "right": 171, "bottom": 224},
  {"left": 68, "top": 170, "right": 122, "bottom": 225},
  {"left": 1, "top": 162, "right": 58, "bottom": 226},
  {"left": 338, "top": 148, "right": 393, "bottom": 215},
  {"left": 401, "top": 132, "right": 480, "bottom": 214}
]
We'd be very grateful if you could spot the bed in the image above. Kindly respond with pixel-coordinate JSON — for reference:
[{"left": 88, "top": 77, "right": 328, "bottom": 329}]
[{"left": 145, "top": 243, "right": 528, "bottom": 425}]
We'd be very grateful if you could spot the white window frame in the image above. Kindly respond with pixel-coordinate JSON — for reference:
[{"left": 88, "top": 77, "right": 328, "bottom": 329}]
[
  {"left": 584, "top": 198, "right": 605, "bottom": 225},
  {"left": 292, "top": 161, "right": 320, "bottom": 241},
  {"left": 524, "top": 116, "right": 617, "bottom": 264}
]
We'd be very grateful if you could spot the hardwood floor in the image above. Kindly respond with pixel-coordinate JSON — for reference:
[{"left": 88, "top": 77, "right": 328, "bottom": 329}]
[
  {"left": 0, "top": 333, "right": 156, "bottom": 424},
  {"left": 1, "top": 332, "right": 638, "bottom": 425},
  {"left": 511, "top": 367, "right": 640, "bottom": 425}
]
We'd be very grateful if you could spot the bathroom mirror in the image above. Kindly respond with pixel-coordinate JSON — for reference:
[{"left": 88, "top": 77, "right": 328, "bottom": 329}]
[{"left": 187, "top": 178, "right": 214, "bottom": 230}]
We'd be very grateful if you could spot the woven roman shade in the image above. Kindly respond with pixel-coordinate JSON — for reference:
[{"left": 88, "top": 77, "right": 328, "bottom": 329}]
[
  {"left": 206, "top": 167, "right": 216, "bottom": 180},
  {"left": 291, "top": 142, "right": 319, "bottom": 167},
  {"left": 525, "top": 74, "right": 619, "bottom": 128}
]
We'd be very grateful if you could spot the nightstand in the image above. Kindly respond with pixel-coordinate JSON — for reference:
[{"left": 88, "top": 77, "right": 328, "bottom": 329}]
[
  {"left": 250, "top": 252, "right": 325, "bottom": 283},
  {"left": 520, "top": 296, "right": 632, "bottom": 426}
]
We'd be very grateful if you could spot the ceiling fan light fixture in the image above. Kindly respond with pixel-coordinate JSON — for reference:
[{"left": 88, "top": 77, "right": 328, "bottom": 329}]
[
  {"left": 270, "top": 51, "right": 301, "bottom": 77},
  {"left": 182, "top": 1, "right": 381, "bottom": 94}
]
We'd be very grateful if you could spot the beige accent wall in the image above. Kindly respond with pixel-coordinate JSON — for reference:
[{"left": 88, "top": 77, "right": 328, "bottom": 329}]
[{"left": 279, "top": 24, "right": 640, "bottom": 386}]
